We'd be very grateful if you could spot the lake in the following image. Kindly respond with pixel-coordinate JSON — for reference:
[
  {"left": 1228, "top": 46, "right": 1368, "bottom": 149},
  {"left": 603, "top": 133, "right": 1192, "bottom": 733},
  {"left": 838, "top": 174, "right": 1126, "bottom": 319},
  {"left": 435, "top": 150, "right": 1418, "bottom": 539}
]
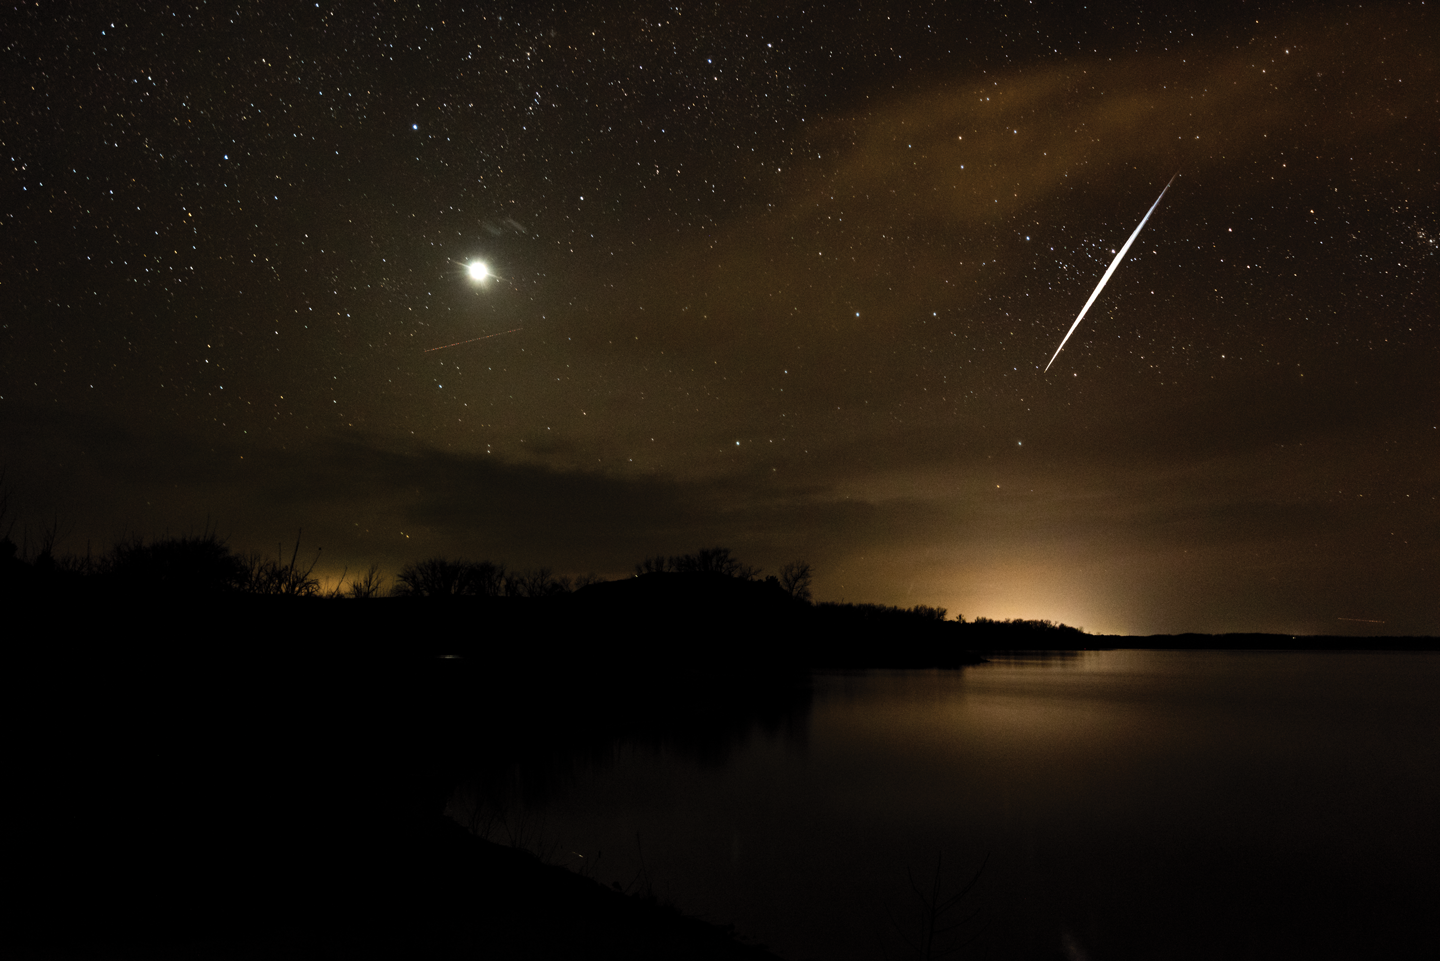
[{"left": 454, "top": 650, "right": 1440, "bottom": 960}]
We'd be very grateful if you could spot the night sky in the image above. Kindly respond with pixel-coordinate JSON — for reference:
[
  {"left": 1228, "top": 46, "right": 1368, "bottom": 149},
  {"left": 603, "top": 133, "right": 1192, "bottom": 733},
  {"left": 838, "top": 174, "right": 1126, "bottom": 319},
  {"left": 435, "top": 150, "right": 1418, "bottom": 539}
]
[{"left": 4, "top": 1, "right": 1436, "bottom": 635}]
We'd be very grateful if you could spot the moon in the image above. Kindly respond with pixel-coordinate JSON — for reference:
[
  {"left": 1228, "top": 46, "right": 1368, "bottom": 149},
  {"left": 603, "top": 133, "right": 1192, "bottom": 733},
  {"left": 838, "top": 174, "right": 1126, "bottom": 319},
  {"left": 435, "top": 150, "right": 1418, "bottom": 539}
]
[{"left": 466, "top": 260, "right": 490, "bottom": 282}]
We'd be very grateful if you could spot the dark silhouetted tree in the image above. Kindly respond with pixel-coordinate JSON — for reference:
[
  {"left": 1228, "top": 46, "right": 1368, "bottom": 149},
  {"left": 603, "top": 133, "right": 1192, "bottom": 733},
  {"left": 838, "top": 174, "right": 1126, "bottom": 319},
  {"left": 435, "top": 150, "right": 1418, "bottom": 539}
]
[
  {"left": 635, "top": 555, "right": 672, "bottom": 576},
  {"left": 504, "top": 566, "right": 570, "bottom": 597},
  {"left": 468, "top": 560, "right": 506, "bottom": 596},
  {"left": 347, "top": 563, "right": 387, "bottom": 599},
  {"left": 393, "top": 558, "right": 506, "bottom": 597},
  {"left": 669, "top": 546, "right": 761, "bottom": 580},
  {"left": 634, "top": 547, "right": 763, "bottom": 579},
  {"left": 778, "top": 560, "right": 814, "bottom": 602},
  {"left": 395, "top": 558, "right": 465, "bottom": 596},
  {"left": 0, "top": 478, "right": 21, "bottom": 589}
]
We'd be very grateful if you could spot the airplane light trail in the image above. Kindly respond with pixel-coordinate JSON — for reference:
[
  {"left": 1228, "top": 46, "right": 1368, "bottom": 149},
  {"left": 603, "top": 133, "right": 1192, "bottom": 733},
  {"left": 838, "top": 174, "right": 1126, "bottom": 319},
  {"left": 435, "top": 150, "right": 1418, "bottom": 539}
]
[
  {"left": 423, "top": 328, "right": 523, "bottom": 353},
  {"left": 1045, "top": 173, "right": 1178, "bottom": 372}
]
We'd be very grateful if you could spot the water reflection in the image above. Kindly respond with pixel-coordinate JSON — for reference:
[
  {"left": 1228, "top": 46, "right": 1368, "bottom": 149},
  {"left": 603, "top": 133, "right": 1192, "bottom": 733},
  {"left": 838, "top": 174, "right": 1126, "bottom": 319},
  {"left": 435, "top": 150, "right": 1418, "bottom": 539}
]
[
  {"left": 461, "top": 652, "right": 1440, "bottom": 961},
  {"left": 447, "top": 661, "right": 813, "bottom": 812},
  {"left": 978, "top": 651, "right": 1090, "bottom": 664}
]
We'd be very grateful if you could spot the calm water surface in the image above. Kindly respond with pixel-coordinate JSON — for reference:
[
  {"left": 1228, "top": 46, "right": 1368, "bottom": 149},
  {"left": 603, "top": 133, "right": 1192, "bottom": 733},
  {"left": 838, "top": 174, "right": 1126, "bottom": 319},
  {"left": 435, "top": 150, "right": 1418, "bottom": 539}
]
[{"left": 468, "top": 651, "right": 1440, "bottom": 960}]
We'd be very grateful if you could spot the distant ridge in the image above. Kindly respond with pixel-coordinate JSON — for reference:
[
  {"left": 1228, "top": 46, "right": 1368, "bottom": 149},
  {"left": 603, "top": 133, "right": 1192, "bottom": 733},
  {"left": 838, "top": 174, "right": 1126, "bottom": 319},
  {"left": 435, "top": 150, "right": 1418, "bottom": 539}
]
[{"left": 1093, "top": 633, "right": 1440, "bottom": 651}]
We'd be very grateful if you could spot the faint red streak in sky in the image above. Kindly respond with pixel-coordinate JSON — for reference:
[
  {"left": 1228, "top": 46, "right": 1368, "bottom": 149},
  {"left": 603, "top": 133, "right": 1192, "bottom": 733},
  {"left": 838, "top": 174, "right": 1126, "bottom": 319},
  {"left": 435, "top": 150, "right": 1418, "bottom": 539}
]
[{"left": 423, "top": 328, "right": 524, "bottom": 353}]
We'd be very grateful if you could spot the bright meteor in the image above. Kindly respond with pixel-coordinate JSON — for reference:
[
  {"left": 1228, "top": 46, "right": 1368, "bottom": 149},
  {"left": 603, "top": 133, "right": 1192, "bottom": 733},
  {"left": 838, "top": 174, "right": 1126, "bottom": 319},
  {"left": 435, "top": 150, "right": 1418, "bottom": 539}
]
[{"left": 1045, "top": 173, "right": 1178, "bottom": 373}]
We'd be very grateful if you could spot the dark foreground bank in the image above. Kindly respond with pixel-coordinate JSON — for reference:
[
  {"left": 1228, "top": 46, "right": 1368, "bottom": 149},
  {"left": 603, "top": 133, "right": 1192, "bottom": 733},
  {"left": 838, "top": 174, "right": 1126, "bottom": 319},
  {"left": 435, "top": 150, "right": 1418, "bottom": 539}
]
[
  {"left": 8, "top": 645, "right": 795, "bottom": 960},
  {"left": 13, "top": 811, "right": 787, "bottom": 961}
]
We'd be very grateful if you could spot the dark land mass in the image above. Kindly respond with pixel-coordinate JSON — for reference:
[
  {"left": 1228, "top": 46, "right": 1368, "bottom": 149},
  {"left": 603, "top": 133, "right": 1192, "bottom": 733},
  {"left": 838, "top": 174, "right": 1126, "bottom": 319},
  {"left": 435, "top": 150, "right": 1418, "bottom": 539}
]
[
  {"left": 9, "top": 641, "right": 796, "bottom": 961},
  {"left": 1093, "top": 632, "right": 1440, "bottom": 651},
  {"left": 7, "top": 572, "right": 1436, "bottom": 959},
  {"left": 8, "top": 569, "right": 1072, "bottom": 667}
]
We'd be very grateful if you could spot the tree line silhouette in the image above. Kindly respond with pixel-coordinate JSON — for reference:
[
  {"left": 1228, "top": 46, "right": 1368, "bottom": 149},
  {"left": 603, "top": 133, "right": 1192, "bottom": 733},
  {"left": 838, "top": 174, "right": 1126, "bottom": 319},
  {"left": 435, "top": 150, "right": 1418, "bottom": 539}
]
[
  {"left": 0, "top": 513, "right": 825, "bottom": 608},
  {"left": 1, "top": 481, "right": 1087, "bottom": 653}
]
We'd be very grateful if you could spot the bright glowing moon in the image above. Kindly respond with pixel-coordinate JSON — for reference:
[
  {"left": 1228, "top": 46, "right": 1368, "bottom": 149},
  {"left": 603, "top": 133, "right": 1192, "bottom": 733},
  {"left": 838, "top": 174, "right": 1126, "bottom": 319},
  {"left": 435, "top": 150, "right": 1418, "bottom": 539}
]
[{"left": 466, "top": 261, "right": 489, "bottom": 282}]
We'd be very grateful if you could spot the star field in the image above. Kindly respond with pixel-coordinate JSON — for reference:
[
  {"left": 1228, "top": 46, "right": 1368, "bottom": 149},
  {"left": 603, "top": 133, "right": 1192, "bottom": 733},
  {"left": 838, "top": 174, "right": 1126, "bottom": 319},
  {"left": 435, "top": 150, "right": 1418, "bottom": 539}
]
[{"left": 2, "top": 0, "right": 1436, "bottom": 634}]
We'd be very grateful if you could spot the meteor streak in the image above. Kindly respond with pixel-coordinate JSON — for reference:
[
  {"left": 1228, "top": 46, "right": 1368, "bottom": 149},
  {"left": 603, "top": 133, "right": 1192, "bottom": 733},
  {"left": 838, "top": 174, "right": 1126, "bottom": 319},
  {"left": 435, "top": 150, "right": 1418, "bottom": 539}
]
[
  {"left": 423, "top": 327, "right": 523, "bottom": 352},
  {"left": 1045, "top": 173, "right": 1178, "bottom": 372}
]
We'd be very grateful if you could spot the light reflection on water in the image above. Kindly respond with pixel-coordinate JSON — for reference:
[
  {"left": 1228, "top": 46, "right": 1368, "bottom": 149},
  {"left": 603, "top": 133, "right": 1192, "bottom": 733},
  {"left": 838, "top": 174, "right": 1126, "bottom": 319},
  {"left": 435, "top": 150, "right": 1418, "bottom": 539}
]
[{"left": 467, "top": 651, "right": 1440, "bottom": 961}]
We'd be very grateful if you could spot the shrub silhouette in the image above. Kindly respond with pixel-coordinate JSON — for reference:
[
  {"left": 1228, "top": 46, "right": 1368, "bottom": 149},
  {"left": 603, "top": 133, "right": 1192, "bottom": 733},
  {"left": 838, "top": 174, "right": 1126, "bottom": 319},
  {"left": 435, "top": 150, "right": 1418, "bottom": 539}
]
[
  {"left": 968, "top": 617, "right": 1083, "bottom": 635},
  {"left": 239, "top": 532, "right": 322, "bottom": 596},
  {"left": 674, "top": 546, "right": 759, "bottom": 579},
  {"left": 635, "top": 554, "right": 671, "bottom": 575},
  {"left": 393, "top": 559, "right": 590, "bottom": 597},
  {"left": 633, "top": 546, "right": 761, "bottom": 580},
  {"left": 816, "top": 601, "right": 956, "bottom": 626},
  {"left": 108, "top": 532, "right": 248, "bottom": 595},
  {"left": 503, "top": 566, "right": 571, "bottom": 598},
  {"left": 965, "top": 617, "right": 1087, "bottom": 647},
  {"left": 393, "top": 558, "right": 506, "bottom": 597},
  {"left": 0, "top": 533, "right": 18, "bottom": 574}
]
